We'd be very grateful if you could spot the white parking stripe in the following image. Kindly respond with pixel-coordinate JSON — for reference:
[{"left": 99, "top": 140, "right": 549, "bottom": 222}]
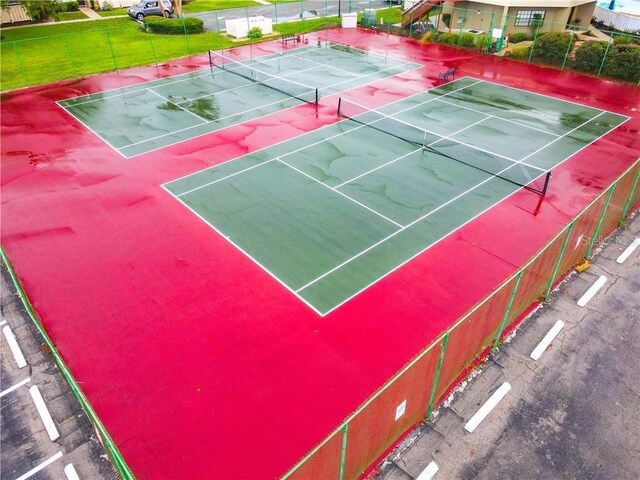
[
  {"left": 14, "top": 451, "right": 63, "bottom": 480},
  {"left": 417, "top": 461, "right": 439, "bottom": 480},
  {"left": 0, "top": 377, "right": 30, "bottom": 398},
  {"left": 530, "top": 320, "right": 565, "bottom": 361},
  {"left": 577, "top": 275, "right": 607, "bottom": 307},
  {"left": 64, "top": 463, "right": 81, "bottom": 480},
  {"left": 616, "top": 238, "right": 640, "bottom": 264},
  {"left": 29, "top": 385, "right": 60, "bottom": 441},
  {"left": 464, "top": 382, "right": 511, "bottom": 433},
  {"left": 2, "top": 325, "right": 27, "bottom": 368}
]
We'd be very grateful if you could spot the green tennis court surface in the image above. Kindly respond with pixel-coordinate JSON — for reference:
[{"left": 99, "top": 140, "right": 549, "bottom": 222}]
[
  {"left": 58, "top": 42, "right": 420, "bottom": 158},
  {"left": 164, "top": 77, "right": 628, "bottom": 315}
]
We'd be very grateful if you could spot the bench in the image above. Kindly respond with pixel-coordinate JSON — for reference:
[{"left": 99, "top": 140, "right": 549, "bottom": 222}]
[
  {"left": 438, "top": 67, "right": 457, "bottom": 82},
  {"left": 281, "top": 33, "right": 298, "bottom": 45}
]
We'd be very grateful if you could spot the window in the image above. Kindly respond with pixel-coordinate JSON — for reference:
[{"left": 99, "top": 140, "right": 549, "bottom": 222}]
[{"left": 515, "top": 10, "right": 546, "bottom": 27}]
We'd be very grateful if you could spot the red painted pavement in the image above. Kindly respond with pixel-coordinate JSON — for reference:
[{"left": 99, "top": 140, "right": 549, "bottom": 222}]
[{"left": 2, "top": 30, "right": 639, "bottom": 479}]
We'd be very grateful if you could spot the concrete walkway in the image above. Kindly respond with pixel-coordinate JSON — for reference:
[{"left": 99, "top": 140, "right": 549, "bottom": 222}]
[{"left": 79, "top": 6, "right": 103, "bottom": 20}]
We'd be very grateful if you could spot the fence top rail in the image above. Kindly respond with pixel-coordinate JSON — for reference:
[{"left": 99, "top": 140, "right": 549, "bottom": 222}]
[{"left": 280, "top": 157, "right": 640, "bottom": 479}]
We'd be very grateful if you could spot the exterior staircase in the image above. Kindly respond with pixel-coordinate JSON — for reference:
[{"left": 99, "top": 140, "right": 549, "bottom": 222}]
[{"left": 401, "top": 0, "right": 444, "bottom": 28}]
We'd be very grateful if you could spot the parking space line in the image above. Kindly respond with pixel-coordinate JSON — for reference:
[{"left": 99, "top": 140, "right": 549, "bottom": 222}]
[
  {"left": 14, "top": 451, "right": 63, "bottom": 480},
  {"left": 530, "top": 320, "right": 565, "bottom": 361},
  {"left": 64, "top": 463, "right": 81, "bottom": 480},
  {"left": 2, "top": 325, "right": 27, "bottom": 368},
  {"left": 577, "top": 275, "right": 607, "bottom": 307},
  {"left": 0, "top": 377, "right": 30, "bottom": 398},
  {"left": 417, "top": 461, "right": 439, "bottom": 480},
  {"left": 616, "top": 237, "right": 640, "bottom": 264},
  {"left": 29, "top": 385, "right": 60, "bottom": 441},
  {"left": 464, "top": 382, "right": 511, "bottom": 433},
  {"left": 0, "top": 320, "right": 7, "bottom": 327}
]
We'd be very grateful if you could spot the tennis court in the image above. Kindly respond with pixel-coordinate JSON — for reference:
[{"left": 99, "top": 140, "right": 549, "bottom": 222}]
[
  {"left": 58, "top": 42, "right": 420, "bottom": 158},
  {"left": 164, "top": 77, "right": 627, "bottom": 315}
]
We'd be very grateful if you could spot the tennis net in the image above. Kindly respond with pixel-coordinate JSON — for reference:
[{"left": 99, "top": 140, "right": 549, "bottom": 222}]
[
  {"left": 208, "top": 50, "right": 319, "bottom": 105},
  {"left": 337, "top": 97, "right": 551, "bottom": 195}
]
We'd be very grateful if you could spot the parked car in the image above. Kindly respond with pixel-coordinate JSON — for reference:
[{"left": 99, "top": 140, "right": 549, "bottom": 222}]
[{"left": 127, "top": 0, "right": 173, "bottom": 21}]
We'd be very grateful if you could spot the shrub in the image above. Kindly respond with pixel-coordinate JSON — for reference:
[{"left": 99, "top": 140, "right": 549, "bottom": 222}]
[
  {"left": 613, "top": 34, "right": 633, "bottom": 45},
  {"left": 475, "top": 34, "right": 488, "bottom": 51},
  {"left": 19, "top": 0, "right": 58, "bottom": 20},
  {"left": 247, "top": 27, "right": 262, "bottom": 39},
  {"left": 509, "top": 32, "right": 529, "bottom": 44},
  {"left": 603, "top": 44, "right": 640, "bottom": 82},
  {"left": 574, "top": 41, "right": 608, "bottom": 73},
  {"left": 508, "top": 46, "right": 530, "bottom": 60},
  {"left": 442, "top": 13, "right": 451, "bottom": 28},
  {"left": 101, "top": 1, "right": 113, "bottom": 11},
  {"left": 420, "top": 31, "right": 437, "bottom": 43},
  {"left": 530, "top": 32, "right": 574, "bottom": 65},
  {"left": 65, "top": 1, "right": 79, "bottom": 11},
  {"left": 144, "top": 17, "right": 204, "bottom": 35},
  {"left": 459, "top": 32, "right": 475, "bottom": 48},
  {"left": 437, "top": 32, "right": 459, "bottom": 45}
]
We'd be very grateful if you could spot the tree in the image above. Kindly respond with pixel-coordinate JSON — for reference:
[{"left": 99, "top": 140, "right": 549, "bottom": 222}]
[
  {"left": 0, "top": 0, "right": 9, "bottom": 10},
  {"left": 19, "top": 0, "right": 58, "bottom": 21}
]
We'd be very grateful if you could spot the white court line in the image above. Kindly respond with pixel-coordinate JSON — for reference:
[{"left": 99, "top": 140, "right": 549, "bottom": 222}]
[
  {"left": 173, "top": 78, "right": 481, "bottom": 195},
  {"left": 530, "top": 320, "right": 565, "bottom": 361},
  {"left": 2, "top": 325, "right": 27, "bottom": 368},
  {"left": 14, "top": 451, "right": 63, "bottom": 480},
  {"left": 289, "top": 53, "right": 362, "bottom": 77},
  {"left": 433, "top": 97, "right": 562, "bottom": 137},
  {"left": 322, "top": 39, "right": 423, "bottom": 66},
  {"left": 147, "top": 89, "right": 209, "bottom": 123},
  {"left": 160, "top": 184, "right": 324, "bottom": 316},
  {"left": 464, "top": 382, "right": 511, "bottom": 433},
  {"left": 617, "top": 237, "right": 640, "bottom": 264},
  {"left": 298, "top": 108, "right": 614, "bottom": 295},
  {"left": 577, "top": 275, "right": 607, "bottom": 307},
  {"left": 417, "top": 461, "right": 439, "bottom": 480},
  {"left": 277, "top": 158, "right": 405, "bottom": 228},
  {"left": 119, "top": 62, "right": 426, "bottom": 158},
  {"left": 29, "top": 385, "right": 60, "bottom": 441},
  {"left": 0, "top": 377, "right": 30, "bottom": 398},
  {"left": 64, "top": 463, "right": 81, "bottom": 480},
  {"left": 55, "top": 101, "right": 128, "bottom": 159}
]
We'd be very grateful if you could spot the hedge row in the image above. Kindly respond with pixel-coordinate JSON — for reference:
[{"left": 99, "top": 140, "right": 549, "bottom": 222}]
[
  {"left": 574, "top": 42, "right": 640, "bottom": 82},
  {"left": 144, "top": 17, "right": 204, "bottom": 35}
]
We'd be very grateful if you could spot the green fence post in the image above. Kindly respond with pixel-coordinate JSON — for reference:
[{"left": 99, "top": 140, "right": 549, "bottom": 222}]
[
  {"left": 349, "top": 0, "right": 352, "bottom": 14},
  {"left": 13, "top": 42, "right": 31, "bottom": 86},
  {"left": 485, "top": 12, "right": 495, "bottom": 54},
  {"left": 586, "top": 183, "right": 617, "bottom": 258},
  {"left": 105, "top": 30, "right": 118, "bottom": 71},
  {"left": 544, "top": 222, "right": 575, "bottom": 300},
  {"left": 620, "top": 168, "right": 640, "bottom": 225},
  {"left": 182, "top": 16, "right": 192, "bottom": 55},
  {"left": 527, "top": 21, "right": 541, "bottom": 63},
  {"left": 426, "top": 332, "right": 449, "bottom": 420},
  {"left": 148, "top": 33, "right": 159, "bottom": 67},
  {"left": 246, "top": 6, "right": 251, "bottom": 34},
  {"left": 561, "top": 30, "right": 574, "bottom": 70},
  {"left": 215, "top": 11, "right": 221, "bottom": 32},
  {"left": 597, "top": 37, "right": 613, "bottom": 77},
  {"left": 492, "top": 270, "right": 523, "bottom": 352},
  {"left": 274, "top": 2, "right": 278, "bottom": 25},
  {"left": 339, "top": 422, "right": 349, "bottom": 480},
  {"left": 409, "top": 7, "right": 414, "bottom": 37}
]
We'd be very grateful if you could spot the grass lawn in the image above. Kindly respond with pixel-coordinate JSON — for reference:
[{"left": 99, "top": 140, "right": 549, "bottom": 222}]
[
  {"left": 182, "top": 0, "right": 259, "bottom": 13},
  {"left": 357, "top": 6, "right": 402, "bottom": 25},
  {"left": 274, "top": 17, "right": 341, "bottom": 35},
  {"left": 53, "top": 11, "right": 89, "bottom": 21},
  {"left": 0, "top": 15, "right": 340, "bottom": 91},
  {"left": 97, "top": 8, "right": 129, "bottom": 17}
]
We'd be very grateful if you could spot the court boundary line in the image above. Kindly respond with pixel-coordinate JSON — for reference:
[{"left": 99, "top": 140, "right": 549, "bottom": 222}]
[
  {"left": 338, "top": 97, "right": 549, "bottom": 170},
  {"left": 323, "top": 39, "right": 423, "bottom": 67},
  {"left": 165, "top": 78, "right": 629, "bottom": 315},
  {"left": 159, "top": 183, "right": 325, "bottom": 316},
  {"left": 314, "top": 114, "right": 631, "bottom": 316},
  {"left": 168, "top": 78, "right": 480, "bottom": 194},
  {"left": 432, "top": 97, "right": 563, "bottom": 138},
  {"left": 63, "top": 52, "right": 422, "bottom": 159}
]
